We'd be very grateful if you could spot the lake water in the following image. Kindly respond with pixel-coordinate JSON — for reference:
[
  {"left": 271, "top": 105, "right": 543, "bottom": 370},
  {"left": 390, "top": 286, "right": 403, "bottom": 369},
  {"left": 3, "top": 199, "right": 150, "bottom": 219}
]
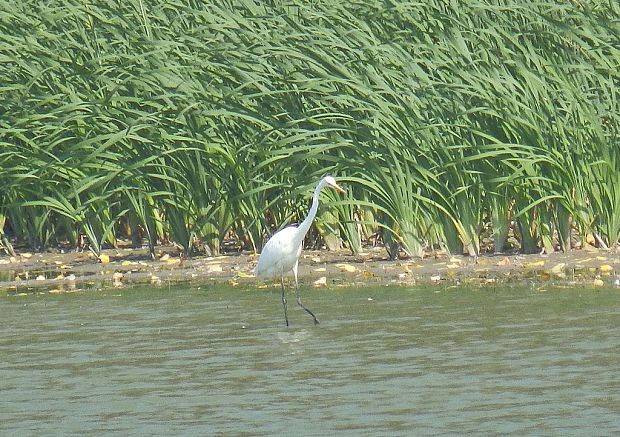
[{"left": 2, "top": 283, "right": 620, "bottom": 435}]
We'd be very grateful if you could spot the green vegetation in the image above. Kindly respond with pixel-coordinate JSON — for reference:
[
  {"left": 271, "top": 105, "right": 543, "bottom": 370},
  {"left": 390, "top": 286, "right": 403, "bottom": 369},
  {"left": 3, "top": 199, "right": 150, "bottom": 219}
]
[{"left": 1, "top": 0, "right": 618, "bottom": 258}]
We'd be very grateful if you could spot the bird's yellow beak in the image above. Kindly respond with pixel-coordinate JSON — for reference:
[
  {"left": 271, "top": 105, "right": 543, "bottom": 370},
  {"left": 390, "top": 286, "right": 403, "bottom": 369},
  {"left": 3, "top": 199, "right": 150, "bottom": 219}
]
[{"left": 332, "top": 183, "right": 346, "bottom": 194}]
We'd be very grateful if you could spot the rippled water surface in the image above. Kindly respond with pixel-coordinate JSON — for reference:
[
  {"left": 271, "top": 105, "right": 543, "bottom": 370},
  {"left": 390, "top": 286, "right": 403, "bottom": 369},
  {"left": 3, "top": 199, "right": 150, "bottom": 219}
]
[{"left": 2, "top": 284, "right": 620, "bottom": 435}]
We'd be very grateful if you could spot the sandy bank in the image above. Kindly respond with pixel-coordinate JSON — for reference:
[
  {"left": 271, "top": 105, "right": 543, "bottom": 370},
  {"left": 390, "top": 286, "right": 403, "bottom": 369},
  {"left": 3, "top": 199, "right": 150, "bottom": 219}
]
[{"left": 1, "top": 245, "right": 618, "bottom": 295}]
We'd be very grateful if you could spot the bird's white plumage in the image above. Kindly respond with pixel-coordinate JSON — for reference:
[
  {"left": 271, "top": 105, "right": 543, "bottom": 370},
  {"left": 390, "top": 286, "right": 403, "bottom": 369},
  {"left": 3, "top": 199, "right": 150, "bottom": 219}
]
[
  {"left": 254, "top": 175, "right": 346, "bottom": 326},
  {"left": 255, "top": 226, "right": 303, "bottom": 278}
]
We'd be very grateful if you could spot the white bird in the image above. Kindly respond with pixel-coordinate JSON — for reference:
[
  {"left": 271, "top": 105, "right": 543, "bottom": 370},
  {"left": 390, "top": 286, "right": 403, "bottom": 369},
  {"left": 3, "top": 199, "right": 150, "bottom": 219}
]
[{"left": 255, "top": 174, "right": 346, "bottom": 326}]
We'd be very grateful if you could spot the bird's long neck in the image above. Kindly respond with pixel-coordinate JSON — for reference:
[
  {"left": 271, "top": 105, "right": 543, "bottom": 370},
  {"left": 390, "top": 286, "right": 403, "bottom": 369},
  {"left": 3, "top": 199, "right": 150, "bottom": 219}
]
[{"left": 295, "top": 180, "right": 326, "bottom": 244}]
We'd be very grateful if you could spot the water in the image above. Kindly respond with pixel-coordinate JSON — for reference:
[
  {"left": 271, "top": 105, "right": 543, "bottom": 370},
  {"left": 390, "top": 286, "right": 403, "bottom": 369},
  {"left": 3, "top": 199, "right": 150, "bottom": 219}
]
[{"left": 2, "top": 284, "right": 620, "bottom": 435}]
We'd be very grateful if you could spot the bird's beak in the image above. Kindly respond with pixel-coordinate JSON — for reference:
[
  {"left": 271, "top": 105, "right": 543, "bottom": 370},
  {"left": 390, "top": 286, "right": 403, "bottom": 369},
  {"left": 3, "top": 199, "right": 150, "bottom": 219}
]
[{"left": 332, "top": 183, "right": 346, "bottom": 194}]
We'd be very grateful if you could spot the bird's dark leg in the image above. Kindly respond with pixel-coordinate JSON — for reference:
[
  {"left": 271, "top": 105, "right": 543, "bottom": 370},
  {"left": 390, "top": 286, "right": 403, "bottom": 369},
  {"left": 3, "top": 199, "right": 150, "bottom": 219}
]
[
  {"left": 281, "top": 275, "right": 289, "bottom": 327},
  {"left": 294, "top": 267, "right": 319, "bottom": 325}
]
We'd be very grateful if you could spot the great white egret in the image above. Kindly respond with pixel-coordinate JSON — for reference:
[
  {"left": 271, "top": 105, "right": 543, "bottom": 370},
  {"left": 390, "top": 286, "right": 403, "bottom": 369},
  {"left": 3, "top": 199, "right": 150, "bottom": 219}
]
[{"left": 255, "top": 174, "right": 346, "bottom": 326}]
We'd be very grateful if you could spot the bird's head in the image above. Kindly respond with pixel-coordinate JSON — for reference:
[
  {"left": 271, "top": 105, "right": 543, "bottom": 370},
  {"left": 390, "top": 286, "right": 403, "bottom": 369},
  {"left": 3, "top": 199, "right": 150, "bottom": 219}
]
[{"left": 323, "top": 174, "right": 346, "bottom": 194}]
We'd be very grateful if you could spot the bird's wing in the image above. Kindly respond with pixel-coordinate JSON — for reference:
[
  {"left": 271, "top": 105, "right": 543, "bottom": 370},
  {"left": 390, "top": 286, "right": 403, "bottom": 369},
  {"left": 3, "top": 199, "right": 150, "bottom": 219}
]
[{"left": 255, "top": 226, "right": 302, "bottom": 277}]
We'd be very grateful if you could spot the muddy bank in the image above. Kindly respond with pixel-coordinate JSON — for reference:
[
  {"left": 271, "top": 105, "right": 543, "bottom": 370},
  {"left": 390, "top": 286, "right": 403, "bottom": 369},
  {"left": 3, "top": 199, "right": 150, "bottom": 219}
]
[{"left": 1, "top": 245, "right": 619, "bottom": 295}]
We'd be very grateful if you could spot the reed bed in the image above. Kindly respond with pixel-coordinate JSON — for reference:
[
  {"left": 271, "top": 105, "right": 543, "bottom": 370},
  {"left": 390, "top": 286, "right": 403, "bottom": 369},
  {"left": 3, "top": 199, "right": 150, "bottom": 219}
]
[{"left": 1, "top": 0, "right": 618, "bottom": 258}]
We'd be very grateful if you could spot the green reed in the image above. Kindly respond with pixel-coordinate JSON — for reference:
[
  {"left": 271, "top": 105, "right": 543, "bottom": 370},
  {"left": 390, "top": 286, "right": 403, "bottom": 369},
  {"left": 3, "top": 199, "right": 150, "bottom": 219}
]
[{"left": 1, "top": 0, "right": 618, "bottom": 257}]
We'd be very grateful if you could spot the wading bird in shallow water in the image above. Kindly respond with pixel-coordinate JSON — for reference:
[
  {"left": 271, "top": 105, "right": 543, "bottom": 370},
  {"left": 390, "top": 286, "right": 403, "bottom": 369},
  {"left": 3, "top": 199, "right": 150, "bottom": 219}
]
[{"left": 255, "top": 174, "right": 346, "bottom": 326}]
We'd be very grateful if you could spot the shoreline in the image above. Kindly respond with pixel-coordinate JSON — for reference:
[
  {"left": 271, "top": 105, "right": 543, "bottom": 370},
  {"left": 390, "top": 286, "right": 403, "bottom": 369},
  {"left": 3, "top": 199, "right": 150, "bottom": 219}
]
[{"left": 1, "top": 245, "right": 618, "bottom": 295}]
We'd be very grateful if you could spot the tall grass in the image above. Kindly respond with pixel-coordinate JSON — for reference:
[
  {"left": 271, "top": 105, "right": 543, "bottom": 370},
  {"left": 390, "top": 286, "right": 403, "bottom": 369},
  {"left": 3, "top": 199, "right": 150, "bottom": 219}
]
[{"left": 1, "top": 0, "right": 618, "bottom": 257}]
